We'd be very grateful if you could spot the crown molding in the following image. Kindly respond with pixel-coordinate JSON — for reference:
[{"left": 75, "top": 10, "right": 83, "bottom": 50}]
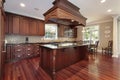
[{"left": 86, "top": 19, "right": 113, "bottom": 26}]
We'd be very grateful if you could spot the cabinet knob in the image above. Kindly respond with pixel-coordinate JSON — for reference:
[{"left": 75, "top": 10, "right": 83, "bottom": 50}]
[
  {"left": 2, "top": 51, "right": 6, "bottom": 53},
  {"left": 27, "top": 48, "right": 31, "bottom": 50},
  {"left": 28, "top": 54, "right": 30, "bottom": 55},
  {"left": 17, "top": 55, "right": 21, "bottom": 57},
  {"left": 17, "top": 49, "right": 21, "bottom": 51}
]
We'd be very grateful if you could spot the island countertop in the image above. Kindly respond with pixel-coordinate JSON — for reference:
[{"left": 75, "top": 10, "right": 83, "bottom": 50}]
[{"left": 40, "top": 42, "right": 88, "bottom": 49}]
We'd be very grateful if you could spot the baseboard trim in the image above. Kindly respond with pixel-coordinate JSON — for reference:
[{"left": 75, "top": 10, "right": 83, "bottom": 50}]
[
  {"left": 97, "top": 49, "right": 102, "bottom": 53},
  {"left": 112, "top": 54, "right": 119, "bottom": 58}
]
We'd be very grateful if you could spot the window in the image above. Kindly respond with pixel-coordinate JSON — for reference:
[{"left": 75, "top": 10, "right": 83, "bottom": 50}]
[
  {"left": 45, "top": 24, "right": 58, "bottom": 39},
  {"left": 82, "top": 25, "right": 99, "bottom": 44}
]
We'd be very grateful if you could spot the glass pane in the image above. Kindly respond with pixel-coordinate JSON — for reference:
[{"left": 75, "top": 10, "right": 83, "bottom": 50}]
[
  {"left": 45, "top": 24, "right": 58, "bottom": 39},
  {"left": 83, "top": 25, "right": 99, "bottom": 43}
]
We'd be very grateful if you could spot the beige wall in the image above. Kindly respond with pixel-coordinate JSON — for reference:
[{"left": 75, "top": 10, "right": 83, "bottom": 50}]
[
  {"left": 5, "top": 35, "right": 76, "bottom": 44},
  {"left": 76, "top": 26, "right": 83, "bottom": 41},
  {"left": 118, "top": 20, "right": 120, "bottom": 52},
  {"left": 99, "top": 21, "right": 113, "bottom": 50},
  {"left": 77, "top": 21, "right": 113, "bottom": 51}
]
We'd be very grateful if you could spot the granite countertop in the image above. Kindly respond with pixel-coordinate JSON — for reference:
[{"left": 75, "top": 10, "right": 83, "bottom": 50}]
[
  {"left": 6, "top": 42, "right": 50, "bottom": 45},
  {"left": 41, "top": 42, "right": 88, "bottom": 49},
  {"left": 5, "top": 41, "right": 78, "bottom": 45}
]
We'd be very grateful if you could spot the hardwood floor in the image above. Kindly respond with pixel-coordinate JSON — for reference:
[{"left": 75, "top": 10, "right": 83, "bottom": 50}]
[{"left": 3, "top": 54, "right": 120, "bottom": 80}]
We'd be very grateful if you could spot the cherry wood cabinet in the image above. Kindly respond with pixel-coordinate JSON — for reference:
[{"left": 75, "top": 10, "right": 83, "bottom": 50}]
[
  {"left": 0, "top": 0, "right": 5, "bottom": 79},
  {"left": 40, "top": 45, "right": 88, "bottom": 79},
  {"left": 37, "top": 20, "right": 45, "bottom": 36},
  {"left": 58, "top": 24, "right": 77, "bottom": 38},
  {"left": 19, "top": 17, "right": 29, "bottom": 35},
  {"left": 6, "top": 44, "right": 40, "bottom": 62},
  {"left": 5, "top": 12, "right": 45, "bottom": 36},
  {"left": 58, "top": 24, "right": 65, "bottom": 37},
  {"left": 29, "top": 19, "right": 38, "bottom": 35},
  {"left": 5, "top": 13, "right": 13, "bottom": 34},
  {"left": 12, "top": 15, "right": 20, "bottom": 34},
  {"left": 5, "top": 13, "right": 20, "bottom": 34}
]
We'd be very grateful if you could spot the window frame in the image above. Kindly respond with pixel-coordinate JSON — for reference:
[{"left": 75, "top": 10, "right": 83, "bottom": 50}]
[
  {"left": 44, "top": 24, "right": 58, "bottom": 40},
  {"left": 82, "top": 25, "right": 99, "bottom": 44}
]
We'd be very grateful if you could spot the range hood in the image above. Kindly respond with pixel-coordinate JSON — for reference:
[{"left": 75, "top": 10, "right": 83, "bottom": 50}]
[{"left": 43, "top": 0, "right": 87, "bottom": 27}]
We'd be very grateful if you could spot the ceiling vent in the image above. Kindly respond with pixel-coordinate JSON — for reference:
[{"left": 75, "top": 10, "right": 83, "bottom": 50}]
[{"left": 43, "top": 0, "right": 87, "bottom": 27}]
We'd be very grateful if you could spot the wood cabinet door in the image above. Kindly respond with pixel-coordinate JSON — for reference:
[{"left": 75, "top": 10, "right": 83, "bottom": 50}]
[
  {"left": 12, "top": 15, "right": 20, "bottom": 34},
  {"left": 5, "top": 13, "right": 20, "bottom": 34},
  {"left": 20, "top": 17, "right": 29, "bottom": 35},
  {"left": 0, "top": 7, "right": 5, "bottom": 79},
  {"left": 6, "top": 13, "right": 13, "bottom": 34},
  {"left": 73, "top": 28, "right": 77, "bottom": 38},
  {"left": 5, "top": 14, "right": 9, "bottom": 34},
  {"left": 33, "top": 44, "right": 40, "bottom": 56},
  {"left": 13, "top": 44, "right": 25, "bottom": 60},
  {"left": 37, "top": 20, "right": 45, "bottom": 36},
  {"left": 58, "top": 24, "right": 65, "bottom": 37},
  {"left": 29, "top": 19, "right": 37, "bottom": 35}
]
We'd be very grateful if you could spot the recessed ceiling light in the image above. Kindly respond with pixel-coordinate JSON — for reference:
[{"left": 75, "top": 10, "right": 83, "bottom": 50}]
[
  {"left": 71, "top": 20, "right": 74, "bottom": 22},
  {"left": 20, "top": 3, "right": 26, "bottom": 7},
  {"left": 107, "top": 9, "right": 112, "bottom": 12},
  {"left": 100, "top": 0, "right": 106, "bottom": 3},
  {"left": 34, "top": 8, "right": 39, "bottom": 11}
]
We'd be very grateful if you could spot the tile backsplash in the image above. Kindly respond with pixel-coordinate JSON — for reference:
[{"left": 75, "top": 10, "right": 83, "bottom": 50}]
[{"left": 5, "top": 35, "right": 76, "bottom": 44}]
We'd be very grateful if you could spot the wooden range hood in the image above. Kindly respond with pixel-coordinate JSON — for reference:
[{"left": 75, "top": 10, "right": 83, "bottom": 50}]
[{"left": 43, "top": 0, "right": 87, "bottom": 27}]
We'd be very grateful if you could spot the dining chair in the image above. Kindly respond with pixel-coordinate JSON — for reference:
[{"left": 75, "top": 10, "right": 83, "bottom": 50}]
[
  {"left": 89, "top": 41, "right": 99, "bottom": 54},
  {"left": 102, "top": 40, "right": 113, "bottom": 55}
]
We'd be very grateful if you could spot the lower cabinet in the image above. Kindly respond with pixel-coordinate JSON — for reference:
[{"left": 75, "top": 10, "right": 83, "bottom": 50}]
[{"left": 6, "top": 44, "right": 40, "bottom": 62}]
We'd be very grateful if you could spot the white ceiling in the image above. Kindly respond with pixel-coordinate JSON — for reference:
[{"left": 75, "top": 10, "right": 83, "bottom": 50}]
[{"left": 4, "top": 0, "right": 120, "bottom": 24}]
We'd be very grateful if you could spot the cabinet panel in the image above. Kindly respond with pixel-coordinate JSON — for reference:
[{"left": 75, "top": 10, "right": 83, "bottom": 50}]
[
  {"left": 5, "top": 13, "right": 20, "bottom": 34},
  {"left": 12, "top": 15, "right": 20, "bottom": 34},
  {"left": 6, "top": 44, "right": 40, "bottom": 62},
  {"left": 58, "top": 24, "right": 77, "bottom": 38},
  {"left": 29, "top": 19, "right": 38, "bottom": 35},
  {"left": 58, "top": 24, "right": 65, "bottom": 37},
  {"left": 33, "top": 44, "right": 40, "bottom": 56},
  {"left": 37, "top": 21, "right": 45, "bottom": 36},
  {"left": 7, "top": 14, "right": 13, "bottom": 34},
  {"left": 5, "top": 12, "right": 45, "bottom": 36},
  {"left": 25, "top": 44, "right": 34, "bottom": 57},
  {"left": 13, "top": 44, "right": 25, "bottom": 60},
  {"left": 20, "top": 17, "right": 29, "bottom": 35},
  {"left": 0, "top": 3, "right": 5, "bottom": 79},
  {"left": 6, "top": 45, "right": 12, "bottom": 62},
  {"left": 5, "top": 14, "right": 9, "bottom": 34}
]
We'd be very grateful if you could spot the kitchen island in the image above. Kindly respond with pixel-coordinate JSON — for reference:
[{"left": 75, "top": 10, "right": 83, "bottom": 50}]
[{"left": 40, "top": 42, "right": 88, "bottom": 80}]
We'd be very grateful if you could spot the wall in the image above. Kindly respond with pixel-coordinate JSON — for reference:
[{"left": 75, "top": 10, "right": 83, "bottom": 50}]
[
  {"left": 77, "top": 21, "right": 113, "bottom": 51},
  {"left": 118, "top": 19, "right": 120, "bottom": 54},
  {"left": 5, "top": 35, "right": 76, "bottom": 44},
  {"left": 76, "top": 26, "right": 83, "bottom": 41},
  {"left": 99, "top": 21, "right": 113, "bottom": 50}
]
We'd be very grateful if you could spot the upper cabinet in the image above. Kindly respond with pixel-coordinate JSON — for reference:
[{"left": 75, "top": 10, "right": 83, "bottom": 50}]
[
  {"left": 29, "top": 19, "right": 38, "bottom": 35},
  {"left": 58, "top": 24, "right": 77, "bottom": 38},
  {"left": 19, "top": 17, "right": 29, "bottom": 35},
  {"left": 12, "top": 15, "right": 20, "bottom": 34},
  {"left": 58, "top": 24, "right": 65, "bottom": 37},
  {"left": 5, "top": 12, "right": 45, "bottom": 36},
  {"left": 37, "top": 20, "right": 45, "bottom": 36},
  {"left": 5, "top": 13, "right": 13, "bottom": 34}
]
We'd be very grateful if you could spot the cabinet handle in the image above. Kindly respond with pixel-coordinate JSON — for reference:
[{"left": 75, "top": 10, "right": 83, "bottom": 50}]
[
  {"left": 28, "top": 54, "right": 30, "bottom": 55},
  {"left": 17, "top": 55, "right": 21, "bottom": 57},
  {"left": 16, "top": 45, "right": 21, "bottom": 46},
  {"left": 2, "top": 51, "right": 6, "bottom": 53},
  {"left": 17, "top": 49, "right": 21, "bottom": 52},
  {"left": 27, "top": 48, "right": 31, "bottom": 50}
]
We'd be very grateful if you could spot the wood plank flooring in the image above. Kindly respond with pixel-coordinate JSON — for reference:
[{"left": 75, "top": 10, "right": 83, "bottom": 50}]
[{"left": 3, "top": 54, "right": 120, "bottom": 80}]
